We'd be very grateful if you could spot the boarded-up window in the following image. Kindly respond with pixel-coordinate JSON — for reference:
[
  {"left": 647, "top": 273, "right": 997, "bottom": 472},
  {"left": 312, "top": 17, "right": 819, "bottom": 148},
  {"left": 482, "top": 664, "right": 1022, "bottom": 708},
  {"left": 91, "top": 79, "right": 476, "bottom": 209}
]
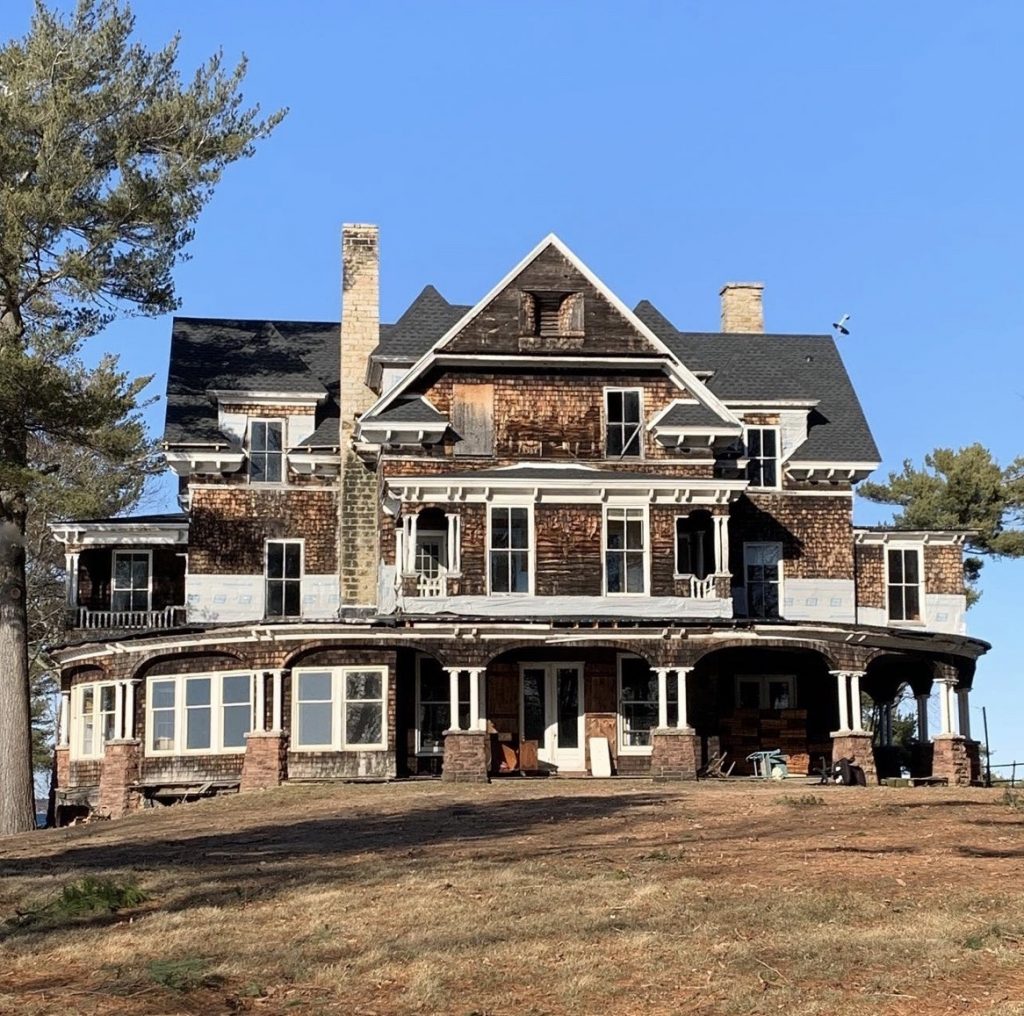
[{"left": 452, "top": 383, "right": 494, "bottom": 457}]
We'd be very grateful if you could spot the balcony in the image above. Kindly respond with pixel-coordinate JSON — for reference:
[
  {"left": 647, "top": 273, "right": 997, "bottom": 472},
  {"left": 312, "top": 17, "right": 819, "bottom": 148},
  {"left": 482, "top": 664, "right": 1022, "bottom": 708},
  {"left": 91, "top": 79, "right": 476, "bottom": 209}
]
[{"left": 71, "top": 605, "right": 188, "bottom": 631}]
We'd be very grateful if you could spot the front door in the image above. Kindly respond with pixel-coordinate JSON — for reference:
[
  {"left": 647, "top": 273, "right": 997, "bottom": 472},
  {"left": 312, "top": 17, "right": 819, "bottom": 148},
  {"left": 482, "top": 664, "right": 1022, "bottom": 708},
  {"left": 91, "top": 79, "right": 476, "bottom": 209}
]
[{"left": 520, "top": 664, "right": 584, "bottom": 771}]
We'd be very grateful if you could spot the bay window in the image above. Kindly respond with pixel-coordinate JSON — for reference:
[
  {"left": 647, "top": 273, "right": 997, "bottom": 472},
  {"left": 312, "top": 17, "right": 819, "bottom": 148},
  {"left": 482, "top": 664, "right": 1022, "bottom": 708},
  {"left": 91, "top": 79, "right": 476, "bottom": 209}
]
[
  {"left": 145, "top": 672, "right": 254, "bottom": 755},
  {"left": 75, "top": 683, "right": 117, "bottom": 758},
  {"left": 291, "top": 666, "right": 388, "bottom": 751}
]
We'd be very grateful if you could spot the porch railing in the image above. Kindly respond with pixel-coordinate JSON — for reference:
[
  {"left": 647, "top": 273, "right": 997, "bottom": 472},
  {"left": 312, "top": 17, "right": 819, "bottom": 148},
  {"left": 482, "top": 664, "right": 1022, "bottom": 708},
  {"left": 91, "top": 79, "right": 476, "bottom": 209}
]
[
  {"left": 416, "top": 574, "right": 447, "bottom": 598},
  {"left": 688, "top": 574, "right": 717, "bottom": 599},
  {"left": 73, "top": 605, "right": 188, "bottom": 630}
]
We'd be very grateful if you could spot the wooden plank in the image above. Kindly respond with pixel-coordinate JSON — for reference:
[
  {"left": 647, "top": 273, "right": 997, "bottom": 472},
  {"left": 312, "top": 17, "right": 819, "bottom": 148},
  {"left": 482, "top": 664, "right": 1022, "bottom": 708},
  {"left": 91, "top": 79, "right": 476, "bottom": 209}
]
[
  {"left": 588, "top": 737, "right": 613, "bottom": 778},
  {"left": 452, "top": 382, "right": 494, "bottom": 457}
]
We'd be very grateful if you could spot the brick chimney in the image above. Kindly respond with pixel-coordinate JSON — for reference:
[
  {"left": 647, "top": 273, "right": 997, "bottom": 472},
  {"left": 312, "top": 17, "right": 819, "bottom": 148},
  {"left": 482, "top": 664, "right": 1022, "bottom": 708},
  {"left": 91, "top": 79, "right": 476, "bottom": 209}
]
[
  {"left": 338, "top": 224, "right": 380, "bottom": 608},
  {"left": 719, "top": 282, "right": 764, "bottom": 333}
]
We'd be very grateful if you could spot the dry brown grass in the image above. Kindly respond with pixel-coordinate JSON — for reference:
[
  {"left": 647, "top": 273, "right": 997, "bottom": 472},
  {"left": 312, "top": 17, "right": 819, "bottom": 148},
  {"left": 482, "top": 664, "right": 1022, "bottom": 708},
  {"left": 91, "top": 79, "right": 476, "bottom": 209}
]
[{"left": 2, "top": 780, "right": 1023, "bottom": 1015}]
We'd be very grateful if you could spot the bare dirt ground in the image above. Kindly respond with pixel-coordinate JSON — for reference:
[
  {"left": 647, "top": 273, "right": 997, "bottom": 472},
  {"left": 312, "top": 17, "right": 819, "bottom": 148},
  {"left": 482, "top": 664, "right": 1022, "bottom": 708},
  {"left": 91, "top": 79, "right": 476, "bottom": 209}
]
[{"left": 1, "top": 779, "right": 1023, "bottom": 1016}]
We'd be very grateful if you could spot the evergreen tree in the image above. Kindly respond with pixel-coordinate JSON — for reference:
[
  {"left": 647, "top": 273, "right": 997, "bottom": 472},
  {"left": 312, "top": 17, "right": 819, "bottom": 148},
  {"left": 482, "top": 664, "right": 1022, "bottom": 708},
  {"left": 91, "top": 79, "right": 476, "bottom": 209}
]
[
  {"left": 859, "top": 444, "right": 1024, "bottom": 606},
  {"left": 0, "top": 0, "right": 284, "bottom": 833}
]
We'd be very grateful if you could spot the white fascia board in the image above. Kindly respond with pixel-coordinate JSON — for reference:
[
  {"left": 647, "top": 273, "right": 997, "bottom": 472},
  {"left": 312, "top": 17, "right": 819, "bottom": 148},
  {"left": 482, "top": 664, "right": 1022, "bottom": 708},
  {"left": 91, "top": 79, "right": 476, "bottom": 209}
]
[
  {"left": 359, "top": 426, "right": 447, "bottom": 446},
  {"left": 360, "top": 234, "right": 742, "bottom": 429},
  {"left": 288, "top": 452, "right": 340, "bottom": 476},
  {"left": 209, "top": 390, "right": 326, "bottom": 407},
  {"left": 853, "top": 529, "right": 968, "bottom": 546},
  {"left": 49, "top": 521, "right": 188, "bottom": 547},
  {"left": 786, "top": 460, "right": 879, "bottom": 482},
  {"left": 164, "top": 450, "right": 245, "bottom": 477},
  {"left": 725, "top": 400, "right": 820, "bottom": 409}
]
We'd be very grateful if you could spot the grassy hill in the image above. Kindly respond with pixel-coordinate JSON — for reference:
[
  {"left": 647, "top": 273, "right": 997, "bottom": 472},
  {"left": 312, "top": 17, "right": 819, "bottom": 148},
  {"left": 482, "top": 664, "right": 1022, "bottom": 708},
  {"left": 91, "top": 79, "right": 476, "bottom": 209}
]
[{"left": 1, "top": 780, "right": 1022, "bottom": 1015}]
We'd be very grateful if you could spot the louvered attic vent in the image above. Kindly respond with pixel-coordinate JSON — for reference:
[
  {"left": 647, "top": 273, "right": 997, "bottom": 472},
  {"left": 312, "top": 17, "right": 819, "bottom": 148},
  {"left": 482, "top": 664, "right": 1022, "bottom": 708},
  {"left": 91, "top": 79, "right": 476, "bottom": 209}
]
[{"left": 520, "top": 291, "right": 584, "bottom": 337}]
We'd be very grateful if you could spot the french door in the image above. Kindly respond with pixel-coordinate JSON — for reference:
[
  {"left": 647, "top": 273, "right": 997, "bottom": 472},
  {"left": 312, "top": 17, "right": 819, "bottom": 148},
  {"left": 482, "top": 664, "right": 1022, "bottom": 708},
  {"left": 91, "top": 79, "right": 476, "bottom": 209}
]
[{"left": 520, "top": 663, "right": 584, "bottom": 770}]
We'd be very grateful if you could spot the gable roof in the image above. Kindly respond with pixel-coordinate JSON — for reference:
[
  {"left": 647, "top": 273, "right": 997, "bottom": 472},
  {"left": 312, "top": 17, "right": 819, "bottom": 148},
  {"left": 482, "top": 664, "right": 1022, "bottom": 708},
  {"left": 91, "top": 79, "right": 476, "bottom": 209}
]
[
  {"left": 634, "top": 301, "right": 880, "bottom": 463},
  {"left": 372, "top": 285, "right": 470, "bottom": 362}
]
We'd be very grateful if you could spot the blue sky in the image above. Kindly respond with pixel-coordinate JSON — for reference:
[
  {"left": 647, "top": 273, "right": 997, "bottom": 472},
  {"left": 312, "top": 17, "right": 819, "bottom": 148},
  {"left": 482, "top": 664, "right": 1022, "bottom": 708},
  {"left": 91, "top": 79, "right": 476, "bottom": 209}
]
[{"left": 14, "top": 2, "right": 1023, "bottom": 764}]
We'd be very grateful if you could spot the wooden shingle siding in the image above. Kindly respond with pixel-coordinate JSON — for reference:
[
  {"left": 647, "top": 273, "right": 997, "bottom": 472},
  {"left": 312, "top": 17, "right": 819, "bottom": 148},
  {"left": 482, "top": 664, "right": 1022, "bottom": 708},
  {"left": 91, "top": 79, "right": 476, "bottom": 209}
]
[
  {"left": 534, "top": 505, "right": 603, "bottom": 596},
  {"left": 855, "top": 544, "right": 885, "bottom": 608},
  {"left": 925, "top": 545, "right": 965, "bottom": 595}
]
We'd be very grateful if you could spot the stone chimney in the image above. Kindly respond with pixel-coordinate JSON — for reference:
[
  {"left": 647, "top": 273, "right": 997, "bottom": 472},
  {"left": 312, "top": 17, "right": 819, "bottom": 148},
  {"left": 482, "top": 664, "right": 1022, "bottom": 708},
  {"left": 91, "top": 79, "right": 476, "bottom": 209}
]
[
  {"left": 719, "top": 282, "right": 764, "bottom": 333},
  {"left": 338, "top": 224, "right": 380, "bottom": 608}
]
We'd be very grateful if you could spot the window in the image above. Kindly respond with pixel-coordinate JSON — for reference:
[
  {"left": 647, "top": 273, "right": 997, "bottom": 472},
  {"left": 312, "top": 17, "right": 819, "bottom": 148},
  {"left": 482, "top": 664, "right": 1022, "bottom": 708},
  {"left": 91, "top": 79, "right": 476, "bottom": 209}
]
[
  {"left": 76, "top": 683, "right": 117, "bottom": 758},
  {"left": 291, "top": 666, "right": 388, "bottom": 751},
  {"left": 618, "top": 657, "right": 676, "bottom": 751},
  {"left": 745, "top": 427, "right": 779, "bottom": 488},
  {"left": 416, "top": 657, "right": 469, "bottom": 754},
  {"left": 520, "top": 291, "right": 584, "bottom": 337},
  {"left": 266, "top": 540, "right": 302, "bottom": 618},
  {"left": 145, "top": 672, "right": 253, "bottom": 755},
  {"left": 414, "top": 534, "right": 445, "bottom": 578},
  {"left": 605, "top": 507, "right": 647, "bottom": 594},
  {"left": 111, "top": 551, "right": 151, "bottom": 612},
  {"left": 249, "top": 419, "right": 284, "bottom": 483},
  {"left": 735, "top": 675, "right": 795, "bottom": 710},
  {"left": 605, "top": 389, "right": 643, "bottom": 458},
  {"left": 744, "top": 542, "right": 782, "bottom": 618},
  {"left": 489, "top": 506, "right": 531, "bottom": 594},
  {"left": 887, "top": 547, "right": 922, "bottom": 622},
  {"left": 675, "top": 512, "right": 715, "bottom": 578}
]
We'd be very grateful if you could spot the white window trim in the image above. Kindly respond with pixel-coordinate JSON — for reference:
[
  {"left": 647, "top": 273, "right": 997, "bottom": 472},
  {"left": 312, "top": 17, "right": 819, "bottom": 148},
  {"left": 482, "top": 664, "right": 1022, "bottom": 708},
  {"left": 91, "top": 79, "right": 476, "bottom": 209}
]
[
  {"left": 486, "top": 502, "right": 535, "bottom": 596},
  {"left": 415, "top": 655, "right": 467, "bottom": 756},
  {"left": 265, "top": 538, "right": 305, "bottom": 619},
  {"left": 603, "top": 386, "right": 645, "bottom": 460},
  {"left": 616, "top": 654, "right": 675, "bottom": 756},
  {"left": 734, "top": 674, "right": 797, "bottom": 710},
  {"left": 71, "top": 681, "right": 118, "bottom": 760},
  {"left": 144, "top": 672, "right": 254, "bottom": 757},
  {"left": 743, "top": 541, "right": 784, "bottom": 619},
  {"left": 602, "top": 504, "right": 650, "bottom": 596},
  {"left": 518, "top": 660, "right": 586, "bottom": 763},
  {"left": 110, "top": 549, "right": 153, "bottom": 612},
  {"left": 672, "top": 512, "right": 714, "bottom": 581},
  {"left": 744, "top": 425, "right": 782, "bottom": 491},
  {"left": 884, "top": 542, "right": 925, "bottom": 626},
  {"left": 248, "top": 417, "right": 287, "bottom": 485},
  {"left": 413, "top": 529, "right": 447, "bottom": 579},
  {"left": 290, "top": 665, "right": 389, "bottom": 752}
]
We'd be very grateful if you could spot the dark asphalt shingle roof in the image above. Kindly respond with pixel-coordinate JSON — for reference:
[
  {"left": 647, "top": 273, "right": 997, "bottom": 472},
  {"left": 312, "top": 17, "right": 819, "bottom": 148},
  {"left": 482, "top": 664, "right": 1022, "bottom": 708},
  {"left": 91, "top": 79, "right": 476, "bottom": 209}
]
[
  {"left": 363, "top": 397, "right": 448, "bottom": 425},
  {"left": 297, "top": 417, "right": 340, "bottom": 449},
  {"left": 657, "top": 401, "right": 742, "bottom": 431},
  {"left": 634, "top": 301, "right": 880, "bottom": 463},
  {"left": 371, "top": 285, "right": 470, "bottom": 362}
]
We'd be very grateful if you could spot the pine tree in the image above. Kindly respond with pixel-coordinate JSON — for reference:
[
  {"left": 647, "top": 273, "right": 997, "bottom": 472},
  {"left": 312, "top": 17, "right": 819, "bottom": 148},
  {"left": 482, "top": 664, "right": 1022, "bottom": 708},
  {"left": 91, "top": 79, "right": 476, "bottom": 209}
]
[{"left": 0, "top": 0, "right": 284, "bottom": 833}]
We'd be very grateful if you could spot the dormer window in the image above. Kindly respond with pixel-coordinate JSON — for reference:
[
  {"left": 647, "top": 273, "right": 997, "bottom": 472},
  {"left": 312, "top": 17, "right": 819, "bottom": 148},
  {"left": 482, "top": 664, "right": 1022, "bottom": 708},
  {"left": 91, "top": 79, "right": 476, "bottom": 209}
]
[
  {"left": 520, "top": 291, "right": 584, "bottom": 337},
  {"left": 745, "top": 427, "right": 779, "bottom": 489},
  {"left": 249, "top": 420, "right": 284, "bottom": 483}
]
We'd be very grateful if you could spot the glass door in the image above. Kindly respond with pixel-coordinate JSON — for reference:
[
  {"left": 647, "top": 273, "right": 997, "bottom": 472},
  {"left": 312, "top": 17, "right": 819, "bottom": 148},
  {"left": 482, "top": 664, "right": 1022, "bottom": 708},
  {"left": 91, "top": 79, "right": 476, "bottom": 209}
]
[{"left": 521, "top": 664, "right": 584, "bottom": 771}]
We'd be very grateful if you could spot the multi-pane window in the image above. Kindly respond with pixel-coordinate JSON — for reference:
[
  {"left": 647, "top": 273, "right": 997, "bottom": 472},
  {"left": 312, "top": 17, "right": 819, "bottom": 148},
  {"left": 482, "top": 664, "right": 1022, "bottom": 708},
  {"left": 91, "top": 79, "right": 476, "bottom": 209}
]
[
  {"left": 887, "top": 547, "right": 922, "bottom": 622},
  {"left": 489, "top": 507, "right": 530, "bottom": 594},
  {"left": 417, "top": 658, "right": 469, "bottom": 754},
  {"left": 745, "top": 427, "right": 779, "bottom": 488},
  {"left": 266, "top": 540, "right": 302, "bottom": 618},
  {"left": 619, "top": 657, "right": 677, "bottom": 750},
  {"left": 249, "top": 420, "right": 284, "bottom": 483},
  {"left": 736, "top": 675, "right": 795, "bottom": 710},
  {"left": 605, "top": 389, "right": 643, "bottom": 458},
  {"left": 415, "top": 535, "right": 444, "bottom": 578},
  {"left": 146, "top": 673, "right": 253, "bottom": 755},
  {"left": 605, "top": 507, "right": 646, "bottom": 594},
  {"left": 77, "top": 683, "right": 117, "bottom": 758},
  {"left": 292, "top": 666, "right": 388, "bottom": 751},
  {"left": 111, "top": 551, "right": 150, "bottom": 612},
  {"left": 744, "top": 542, "right": 782, "bottom": 618}
]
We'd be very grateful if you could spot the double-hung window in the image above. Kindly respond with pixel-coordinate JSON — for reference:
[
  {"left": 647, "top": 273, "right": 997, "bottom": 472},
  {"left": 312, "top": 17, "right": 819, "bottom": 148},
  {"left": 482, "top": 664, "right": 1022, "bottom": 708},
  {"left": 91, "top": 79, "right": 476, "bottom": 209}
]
[
  {"left": 745, "top": 427, "right": 779, "bottom": 488},
  {"left": 605, "top": 507, "right": 647, "bottom": 594},
  {"left": 605, "top": 388, "right": 643, "bottom": 458},
  {"left": 249, "top": 420, "right": 284, "bottom": 483},
  {"left": 417, "top": 657, "right": 470, "bottom": 754},
  {"left": 744, "top": 542, "right": 782, "bottom": 618},
  {"left": 146, "top": 673, "right": 253, "bottom": 755},
  {"left": 111, "top": 551, "right": 151, "bottom": 612},
  {"left": 489, "top": 506, "right": 531, "bottom": 594},
  {"left": 76, "top": 683, "right": 117, "bottom": 758},
  {"left": 292, "top": 666, "right": 388, "bottom": 751},
  {"left": 618, "top": 656, "right": 676, "bottom": 751},
  {"left": 266, "top": 540, "right": 302, "bottom": 618},
  {"left": 887, "top": 546, "right": 922, "bottom": 622}
]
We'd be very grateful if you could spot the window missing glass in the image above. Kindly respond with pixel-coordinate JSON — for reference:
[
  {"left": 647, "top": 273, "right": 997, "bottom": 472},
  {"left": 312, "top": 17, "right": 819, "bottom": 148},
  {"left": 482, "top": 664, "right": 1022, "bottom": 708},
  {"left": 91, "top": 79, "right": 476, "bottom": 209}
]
[
  {"left": 266, "top": 540, "right": 302, "bottom": 618},
  {"left": 605, "top": 389, "right": 643, "bottom": 458}
]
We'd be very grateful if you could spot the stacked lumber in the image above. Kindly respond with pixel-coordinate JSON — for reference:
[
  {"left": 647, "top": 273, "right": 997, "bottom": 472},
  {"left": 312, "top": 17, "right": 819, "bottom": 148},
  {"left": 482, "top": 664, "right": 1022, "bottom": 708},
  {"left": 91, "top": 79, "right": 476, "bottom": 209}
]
[{"left": 719, "top": 709, "right": 817, "bottom": 775}]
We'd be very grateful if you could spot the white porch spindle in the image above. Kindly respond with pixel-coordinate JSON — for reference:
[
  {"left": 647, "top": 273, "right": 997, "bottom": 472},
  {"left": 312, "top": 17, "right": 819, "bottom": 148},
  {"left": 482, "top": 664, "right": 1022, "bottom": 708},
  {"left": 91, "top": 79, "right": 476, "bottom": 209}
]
[
  {"left": 446, "top": 668, "right": 462, "bottom": 731},
  {"left": 957, "top": 688, "right": 971, "bottom": 739},
  {"left": 125, "top": 681, "right": 139, "bottom": 739},
  {"left": 656, "top": 668, "right": 669, "bottom": 729},
  {"left": 938, "top": 679, "right": 952, "bottom": 735},
  {"left": 272, "top": 670, "right": 284, "bottom": 732},
  {"left": 833, "top": 671, "right": 850, "bottom": 731},
  {"left": 916, "top": 693, "right": 929, "bottom": 742},
  {"left": 58, "top": 690, "right": 71, "bottom": 747},
  {"left": 849, "top": 672, "right": 865, "bottom": 732},
  {"left": 114, "top": 681, "right": 125, "bottom": 740},
  {"left": 677, "top": 667, "right": 693, "bottom": 731},
  {"left": 254, "top": 671, "right": 266, "bottom": 733}
]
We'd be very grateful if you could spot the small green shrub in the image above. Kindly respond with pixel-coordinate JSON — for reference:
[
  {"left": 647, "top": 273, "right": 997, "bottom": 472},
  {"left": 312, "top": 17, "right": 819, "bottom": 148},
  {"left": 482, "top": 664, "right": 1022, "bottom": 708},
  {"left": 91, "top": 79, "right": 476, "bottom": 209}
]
[
  {"left": 147, "top": 956, "right": 221, "bottom": 992},
  {"left": 782, "top": 794, "right": 825, "bottom": 807},
  {"left": 6, "top": 876, "right": 147, "bottom": 932}
]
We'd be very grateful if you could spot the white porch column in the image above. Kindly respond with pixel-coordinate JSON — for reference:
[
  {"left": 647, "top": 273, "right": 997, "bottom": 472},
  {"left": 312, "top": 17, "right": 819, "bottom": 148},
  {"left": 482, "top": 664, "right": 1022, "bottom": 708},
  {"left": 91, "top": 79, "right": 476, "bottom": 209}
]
[
  {"left": 465, "top": 667, "right": 486, "bottom": 731},
  {"left": 957, "top": 688, "right": 971, "bottom": 740},
  {"left": 254, "top": 671, "right": 266, "bottom": 732},
  {"left": 712, "top": 519, "right": 722, "bottom": 576},
  {"left": 446, "top": 513, "right": 461, "bottom": 575},
  {"left": 446, "top": 668, "right": 462, "bottom": 731},
  {"left": 65, "top": 551, "right": 80, "bottom": 608},
  {"left": 938, "top": 678, "right": 953, "bottom": 735},
  {"left": 408, "top": 512, "right": 419, "bottom": 574},
  {"left": 401, "top": 515, "right": 413, "bottom": 574},
  {"left": 58, "top": 690, "right": 71, "bottom": 747},
  {"left": 676, "top": 667, "right": 693, "bottom": 731},
  {"left": 272, "top": 670, "right": 284, "bottom": 732},
  {"left": 114, "top": 681, "right": 126, "bottom": 740},
  {"left": 849, "top": 671, "right": 865, "bottom": 732},
  {"left": 832, "top": 670, "right": 850, "bottom": 731},
  {"left": 717, "top": 515, "right": 730, "bottom": 574},
  {"left": 395, "top": 527, "right": 404, "bottom": 581},
  {"left": 656, "top": 668, "right": 669, "bottom": 729},
  {"left": 125, "top": 680, "right": 139, "bottom": 739},
  {"left": 916, "top": 692, "right": 929, "bottom": 742}
]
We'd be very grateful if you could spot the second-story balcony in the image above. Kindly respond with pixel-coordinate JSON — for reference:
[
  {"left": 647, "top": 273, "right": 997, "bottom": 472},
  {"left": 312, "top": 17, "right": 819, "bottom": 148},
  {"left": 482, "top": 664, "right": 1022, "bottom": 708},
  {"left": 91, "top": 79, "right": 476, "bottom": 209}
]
[{"left": 71, "top": 605, "right": 189, "bottom": 631}]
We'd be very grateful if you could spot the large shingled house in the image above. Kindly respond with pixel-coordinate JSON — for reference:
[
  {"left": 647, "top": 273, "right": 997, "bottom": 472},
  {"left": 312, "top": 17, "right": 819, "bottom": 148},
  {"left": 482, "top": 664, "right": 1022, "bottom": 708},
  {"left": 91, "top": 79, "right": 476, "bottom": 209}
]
[{"left": 48, "top": 227, "right": 987, "bottom": 817}]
